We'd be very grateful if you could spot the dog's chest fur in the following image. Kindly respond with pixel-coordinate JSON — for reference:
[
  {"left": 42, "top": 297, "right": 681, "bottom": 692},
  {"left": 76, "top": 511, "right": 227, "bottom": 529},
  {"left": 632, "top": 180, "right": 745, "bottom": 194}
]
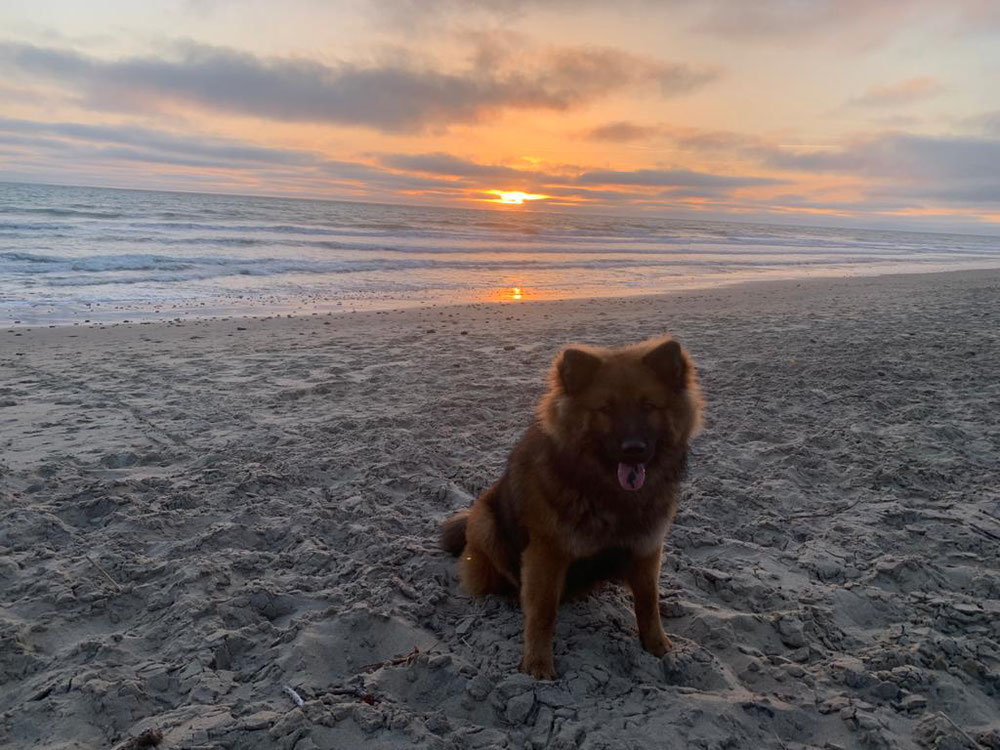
[
  {"left": 515, "top": 426, "right": 683, "bottom": 558},
  {"left": 556, "top": 485, "right": 676, "bottom": 558}
]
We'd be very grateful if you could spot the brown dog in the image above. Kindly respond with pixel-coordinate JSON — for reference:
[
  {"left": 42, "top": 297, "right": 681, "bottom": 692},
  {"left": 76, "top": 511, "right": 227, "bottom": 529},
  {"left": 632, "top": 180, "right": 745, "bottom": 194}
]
[{"left": 441, "top": 336, "right": 703, "bottom": 678}]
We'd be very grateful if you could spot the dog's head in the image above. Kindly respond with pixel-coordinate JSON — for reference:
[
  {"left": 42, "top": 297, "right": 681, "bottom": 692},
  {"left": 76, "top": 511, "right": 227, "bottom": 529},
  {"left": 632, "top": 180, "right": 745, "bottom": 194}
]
[{"left": 539, "top": 336, "right": 703, "bottom": 491}]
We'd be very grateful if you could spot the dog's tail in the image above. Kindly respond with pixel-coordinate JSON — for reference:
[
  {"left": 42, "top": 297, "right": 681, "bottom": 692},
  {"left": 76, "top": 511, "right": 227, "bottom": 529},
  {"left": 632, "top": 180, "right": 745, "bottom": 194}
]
[{"left": 440, "top": 509, "right": 469, "bottom": 556}]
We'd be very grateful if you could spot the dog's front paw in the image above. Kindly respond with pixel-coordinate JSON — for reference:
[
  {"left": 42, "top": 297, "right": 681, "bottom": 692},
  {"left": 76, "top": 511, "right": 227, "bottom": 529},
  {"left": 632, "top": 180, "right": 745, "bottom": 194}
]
[
  {"left": 642, "top": 630, "right": 674, "bottom": 658},
  {"left": 520, "top": 654, "right": 556, "bottom": 680}
]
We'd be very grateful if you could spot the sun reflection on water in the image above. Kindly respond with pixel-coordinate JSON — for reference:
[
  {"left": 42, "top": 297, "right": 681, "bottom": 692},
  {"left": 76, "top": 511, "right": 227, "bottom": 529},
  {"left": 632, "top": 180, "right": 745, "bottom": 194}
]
[
  {"left": 483, "top": 285, "right": 532, "bottom": 302},
  {"left": 478, "top": 284, "right": 569, "bottom": 304}
]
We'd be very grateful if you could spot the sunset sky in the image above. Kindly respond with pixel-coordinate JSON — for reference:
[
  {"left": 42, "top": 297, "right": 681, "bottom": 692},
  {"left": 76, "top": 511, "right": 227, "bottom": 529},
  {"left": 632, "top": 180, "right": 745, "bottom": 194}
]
[{"left": 2, "top": 0, "right": 1000, "bottom": 231}]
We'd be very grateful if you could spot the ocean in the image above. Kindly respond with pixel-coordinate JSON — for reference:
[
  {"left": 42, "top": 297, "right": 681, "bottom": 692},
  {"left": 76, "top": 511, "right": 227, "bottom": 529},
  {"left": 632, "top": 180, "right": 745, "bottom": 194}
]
[{"left": 3, "top": 181, "right": 1000, "bottom": 325}]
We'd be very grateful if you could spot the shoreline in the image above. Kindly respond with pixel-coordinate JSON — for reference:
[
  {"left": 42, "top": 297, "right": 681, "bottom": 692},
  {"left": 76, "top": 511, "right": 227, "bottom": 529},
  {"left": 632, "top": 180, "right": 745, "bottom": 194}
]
[
  {"left": 2, "top": 267, "right": 999, "bottom": 748},
  {"left": 7, "top": 262, "right": 1000, "bottom": 334}
]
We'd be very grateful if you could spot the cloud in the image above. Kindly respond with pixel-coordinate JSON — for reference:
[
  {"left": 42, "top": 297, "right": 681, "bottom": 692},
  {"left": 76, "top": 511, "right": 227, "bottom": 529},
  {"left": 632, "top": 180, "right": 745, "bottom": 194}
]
[
  {"left": 0, "top": 39, "right": 718, "bottom": 133},
  {"left": 964, "top": 110, "right": 1000, "bottom": 135},
  {"left": 656, "top": 188, "right": 735, "bottom": 200},
  {"left": 580, "top": 123, "right": 1000, "bottom": 211},
  {"left": 576, "top": 167, "right": 781, "bottom": 188},
  {"left": 585, "top": 121, "right": 664, "bottom": 142},
  {"left": 613, "top": 125, "right": 1000, "bottom": 209},
  {"left": 762, "top": 132, "right": 1000, "bottom": 207},
  {"left": 376, "top": 152, "right": 784, "bottom": 196},
  {"left": 0, "top": 115, "right": 463, "bottom": 193},
  {"left": 582, "top": 121, "right": 770, "bottom": 155},
  {"left": 689, "top": 1, "right": 920, "bottom": 44},
  {"left": 678, "top": 1, "right": 1000, "bottom": 43},
  {"left": 0, "top": 124, "right": 457, "bottom": 204},
  {"left": 900, "top": 182, "right": 1000, "bottom": 204},
  {"left": 539, "top": 45, "right": 717, "bottom": 98},
  {"left": 849, "top": 76, "right": 944, "bottom": 107},
  {"left": 377, "top": 152, "right": 534, "bottom": 181},
  {"left": 764, "top": 132, "right": 1000, "bottom": 180},
  {"left": 0, "top": 117, "right": 317, "bottom": 166},
  {"left": 370, "top": 0, "right": 1000, "bottom": 46},
  {"left": 668, "top": 127, "right": 766, "bottom": 152}
]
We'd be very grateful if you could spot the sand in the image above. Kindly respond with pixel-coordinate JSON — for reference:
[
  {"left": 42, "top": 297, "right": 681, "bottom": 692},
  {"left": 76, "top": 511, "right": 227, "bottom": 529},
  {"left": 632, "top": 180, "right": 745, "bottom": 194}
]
[{"left": 1, "top": 269, "right": 999, "bottom": 749}]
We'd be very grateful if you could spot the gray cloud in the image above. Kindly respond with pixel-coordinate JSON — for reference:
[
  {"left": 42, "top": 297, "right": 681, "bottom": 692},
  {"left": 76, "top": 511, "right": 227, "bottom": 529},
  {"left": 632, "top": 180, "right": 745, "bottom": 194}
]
[
  {"left": 378, "top": 152, "right": 529, "bottom": 180},
  {"left": 585, "top": 121, "right": 664, "bottom": 142},
  {"left": 615, "top": 125, "right": 1000, "bottom": 208},
  {"left": 763, "top": 132, "right": 1000, "bottom": 207},
  {"left": 0, "top": 39, "right": 717, "bottom": 133},
  {"left": 539, "top": 46, "right": 717, "bottom": 98},
  {"left": 576, "top": 167, "right": 781, "bottom": 188},
  {"left": 899, "top": 183, "right": 1000, "bottom": 204},
  {"left": 764, "top": 133, "right": 1000, "bottom": 181},
  {"left": 672, "top": 129, "right": 763, "bottom": 152},
  {"left": 0, "top": 117, "right": 317, "bottom": 165},
  {"left": 689, "top": 1, "right": 916, "bottom": 43},
  {"left": 0, "top": 116, "right": 469, "bottom": 195},
  {"left": 582, "top": 121, "right": 769, "bottom": 154},
  {"left": 656, "top": 187, "right": 731, "bottom": 200}
]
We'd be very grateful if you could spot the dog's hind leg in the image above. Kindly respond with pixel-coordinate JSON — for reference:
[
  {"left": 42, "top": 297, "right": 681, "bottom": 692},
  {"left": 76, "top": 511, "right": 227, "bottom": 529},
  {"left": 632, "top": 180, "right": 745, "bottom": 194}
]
[
  {"left": 459, "top": 540, "right": 514, "bottom": 596},
  {"left": 458, "top": 496, "right": 518, "bottom": 596}
]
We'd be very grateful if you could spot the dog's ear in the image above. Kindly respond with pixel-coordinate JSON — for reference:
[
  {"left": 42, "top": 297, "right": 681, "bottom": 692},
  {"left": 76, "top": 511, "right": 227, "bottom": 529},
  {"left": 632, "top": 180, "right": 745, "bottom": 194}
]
[
  {"left": 557, "top": 348, "right": 602, "bottom": 395},
  {"left": 643, "top": 339, "right": 688, "bottom": 391}
]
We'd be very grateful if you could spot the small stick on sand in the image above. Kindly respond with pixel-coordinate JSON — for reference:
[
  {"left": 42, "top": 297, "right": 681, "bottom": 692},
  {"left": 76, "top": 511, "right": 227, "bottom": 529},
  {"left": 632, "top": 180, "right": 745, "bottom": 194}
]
[
  {"left": 969, "top": 523, "right": 1000, "bottom": 543},
  {"left": 936, "top": 712, "right": 981, "bottom": 746},
  {"left": 86, "top": 555, "right": 123, "bottom": 592},
  {"left": 357, "top": 640, "right": 443, "bottom": 673},
  {"left": 283, "top": 685, "right": 305, "bottom": 707}
]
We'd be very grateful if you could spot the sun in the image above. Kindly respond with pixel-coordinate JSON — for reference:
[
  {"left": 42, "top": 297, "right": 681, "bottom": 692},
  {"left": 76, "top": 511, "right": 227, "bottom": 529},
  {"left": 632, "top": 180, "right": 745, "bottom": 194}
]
[{"left": 484, "top": 190, "right": 549, "bottom": 205}]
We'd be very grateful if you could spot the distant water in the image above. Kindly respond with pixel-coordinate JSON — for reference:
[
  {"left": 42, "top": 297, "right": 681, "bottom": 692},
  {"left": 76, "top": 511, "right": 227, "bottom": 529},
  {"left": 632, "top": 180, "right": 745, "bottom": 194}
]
[{"left": 3, "top": 181, "right": 1000, "bottom": 325}]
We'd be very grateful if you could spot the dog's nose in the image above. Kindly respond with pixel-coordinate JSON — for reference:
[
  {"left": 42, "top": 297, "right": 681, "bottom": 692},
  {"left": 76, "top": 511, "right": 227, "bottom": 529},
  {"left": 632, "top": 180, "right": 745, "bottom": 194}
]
[{"left": 621, "top": 439, "right": 647, "bottom": 461}]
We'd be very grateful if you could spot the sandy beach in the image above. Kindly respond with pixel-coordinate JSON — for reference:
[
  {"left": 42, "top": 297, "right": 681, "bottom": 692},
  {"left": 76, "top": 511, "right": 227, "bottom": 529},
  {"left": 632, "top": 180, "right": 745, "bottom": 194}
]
[{"left": 1, "top": 268, "right": 999, "bottom": 749}]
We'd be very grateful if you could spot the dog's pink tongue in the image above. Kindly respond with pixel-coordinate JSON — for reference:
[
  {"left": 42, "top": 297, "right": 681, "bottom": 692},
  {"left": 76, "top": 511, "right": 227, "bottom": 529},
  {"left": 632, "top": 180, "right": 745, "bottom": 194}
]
[{"left": 617, "top": 462, "right": 646, "bottom": 491}]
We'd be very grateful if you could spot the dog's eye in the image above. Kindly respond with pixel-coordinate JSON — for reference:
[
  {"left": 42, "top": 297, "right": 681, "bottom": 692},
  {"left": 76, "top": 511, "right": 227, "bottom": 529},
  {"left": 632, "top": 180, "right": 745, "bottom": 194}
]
[
  {"left": 597, "top": 404, "right": 614, "bottom": 416},
  {"left": 640, "top": 399, "right": 656, "bottom": 413}
]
